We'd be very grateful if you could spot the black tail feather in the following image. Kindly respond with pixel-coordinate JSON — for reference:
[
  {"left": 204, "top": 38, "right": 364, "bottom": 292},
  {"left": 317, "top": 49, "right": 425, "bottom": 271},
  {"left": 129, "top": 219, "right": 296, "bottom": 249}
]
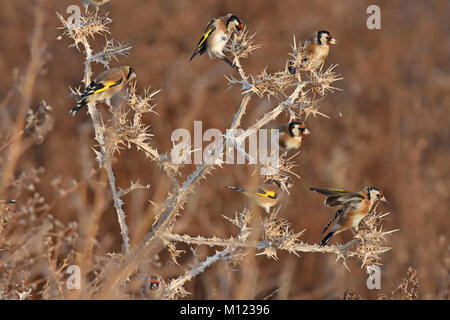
[
  {"left": 69, "top": 99, "right": 87, "bottom": 116},
  {"left": 226, "top": 186, "right": 245, "bottom": 192},
  {"left": 309, "top": 187, "right": 346, "bottom": 196},
  {"left": 320, "top": 231, "right": 334, "bottom": 247},
  {"left": 221, "top": 56, "right": 239, "bottom": 71},
  {"left": 189, "top": 51, "right": 198, "bottom": 61},
  {"left": 322, "top": 208, "right": 343, "bottom": 233},
  {"left": 190, "top": 47, "right": 206, "bottom": 61}
]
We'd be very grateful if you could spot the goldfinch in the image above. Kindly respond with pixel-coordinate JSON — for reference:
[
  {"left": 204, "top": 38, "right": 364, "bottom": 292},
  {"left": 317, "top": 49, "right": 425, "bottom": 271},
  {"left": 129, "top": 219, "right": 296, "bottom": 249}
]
[
  {"left": 190, "top": 13, "right": 244, "bottom": 70},
  {"left": 69, "top": 66, "right": 136, "bottom": 116},
  {"left": 148, "top": 275, "right": 162, "bottom": 291},
  {"left": 289, "top": 30, "right": 336, "bottom": 74},
  {"left": 226, "top": 180, "right": 282, "bottom": 213},
  {"left": 272, "top": 122, "right": 310, "bottom": 155},
  {"left": 309, "top": 187, "right": 386, "bottom": 247}
]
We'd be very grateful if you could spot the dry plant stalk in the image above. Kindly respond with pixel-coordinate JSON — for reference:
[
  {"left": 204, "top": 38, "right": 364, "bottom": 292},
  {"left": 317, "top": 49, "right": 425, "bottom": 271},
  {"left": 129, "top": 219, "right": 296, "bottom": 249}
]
[{"left": 58, "top": 10, "right": 146, "bottom": 254}]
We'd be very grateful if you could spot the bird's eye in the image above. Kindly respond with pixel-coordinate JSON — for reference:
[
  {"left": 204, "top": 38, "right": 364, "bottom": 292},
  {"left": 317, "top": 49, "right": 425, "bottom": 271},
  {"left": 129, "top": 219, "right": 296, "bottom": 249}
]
[
  {"left": 377, "top": 194, "right": 381, "bottom": 198},
  {"left": 327, "top": 36, "right": 332, "bottom": 41}
]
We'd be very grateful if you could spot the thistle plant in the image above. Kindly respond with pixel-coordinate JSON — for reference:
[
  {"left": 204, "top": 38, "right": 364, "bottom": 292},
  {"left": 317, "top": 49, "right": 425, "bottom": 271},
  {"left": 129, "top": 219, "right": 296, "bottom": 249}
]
[{"left": 51, "top": 7, "right": 398, "bottom": 299}]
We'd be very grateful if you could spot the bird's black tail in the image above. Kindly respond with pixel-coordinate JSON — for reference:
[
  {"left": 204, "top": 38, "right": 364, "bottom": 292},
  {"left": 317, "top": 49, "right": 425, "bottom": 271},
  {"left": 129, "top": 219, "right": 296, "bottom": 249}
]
[
  {"left": 320, "top": 231, "right": 334, "bottom": 247},
  {"left": 226, "top": 186, "right": 245, "bottom": 192},
  {"left": 189, "top": 51, "right": 198, "bottom": 61},
  {"left": 221, "top": 56, "right": 239, "bottom": 71},
  {"left": 69, "top": 99, "right": 87, "bottom": 116},
  {"left": 322, "top": 208, "right": 343, "bottom": 233}
]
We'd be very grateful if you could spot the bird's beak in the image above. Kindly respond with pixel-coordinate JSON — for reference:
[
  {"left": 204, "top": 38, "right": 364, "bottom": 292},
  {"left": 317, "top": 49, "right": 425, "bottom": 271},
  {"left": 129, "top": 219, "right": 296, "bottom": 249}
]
[
  {"left": 237, "top": 24, "right": 244, "bottom": 30},
  {"left": 6, "top": 200, "right": 17, "bottom": 204},
  {"left": 380, "top": 196, "right": 387, "bottom": 203},
  {"left": 303, "top": 128, "right": 311, "bottom": 135}
]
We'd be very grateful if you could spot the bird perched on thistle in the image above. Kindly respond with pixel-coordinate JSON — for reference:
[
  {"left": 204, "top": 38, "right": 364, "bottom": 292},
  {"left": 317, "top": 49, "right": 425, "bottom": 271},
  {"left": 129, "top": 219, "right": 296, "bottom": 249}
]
[
  {"left": 272, "top": 122, "right": 310, "bottom": 156},
  {"left": 69, "top": 66, "right": 136, "bottom": 116},
  {"left": 289, "top": 30, "right": 336, "bottom": 74},
  {"left": 309, "top": 186, "right": 386, "bottom": 247},
  {"left": 190, "top": 13, "right": 244, "bottom": 70},
  {"left": 81, "top": 0, "right": 111, "bottom": 10},
  {"left": 226, "top": 180, "right": 282, "bottom": 213}
]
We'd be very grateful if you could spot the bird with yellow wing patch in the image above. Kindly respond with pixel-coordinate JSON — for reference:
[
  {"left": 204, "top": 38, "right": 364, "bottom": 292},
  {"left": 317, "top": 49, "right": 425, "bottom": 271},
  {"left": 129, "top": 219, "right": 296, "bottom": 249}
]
[
  {"left": 226, "top": 180, "right": 282, "bottom": 213},
  {"left": 190, "top": 13, "right": 243, "bottom": 70},
  {"left": 69, "top": 65, "right": 136, "bottom": 116}
]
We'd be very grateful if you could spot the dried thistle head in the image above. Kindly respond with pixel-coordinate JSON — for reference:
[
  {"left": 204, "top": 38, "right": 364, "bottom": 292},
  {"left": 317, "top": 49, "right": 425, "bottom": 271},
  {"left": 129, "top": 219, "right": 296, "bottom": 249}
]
[
  {"left": 355, "top": 210, "right": 398, "bottom": 268},
  {"left": 258, "top": 210, "right": 304, "bottom": 259},
  {"left": 287, "top": 37, "right": 308, "bottom": 74},
  {"left": 225, "top": 28, "right": 261, "bottom": 62},
  {"left": 259, "top": 153, "right": 299, "bottom": 194},
  {"left": 230, "top": 209, "right": 253, "bottom": 239},
  {"left": 57, "top": 10, "right": 111, "bottom": 49},
  {"left": 248, "top": 68, "right": 297, "bottom": 98},
  {"left": 308, "top": 64, "right": 343, "bottom": 96},
  {"left": 90, "top": 39, "right": 132, "bottom": 67},
  {"left": 126, "top": 85, "right": 160, "bottom": 123}
]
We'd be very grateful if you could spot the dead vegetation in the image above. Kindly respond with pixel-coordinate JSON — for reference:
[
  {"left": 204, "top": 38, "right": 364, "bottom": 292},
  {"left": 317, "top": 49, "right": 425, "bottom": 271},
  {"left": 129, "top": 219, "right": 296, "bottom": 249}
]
[{"left": 343, "top": 266, "right": 420, "bottom": 300}]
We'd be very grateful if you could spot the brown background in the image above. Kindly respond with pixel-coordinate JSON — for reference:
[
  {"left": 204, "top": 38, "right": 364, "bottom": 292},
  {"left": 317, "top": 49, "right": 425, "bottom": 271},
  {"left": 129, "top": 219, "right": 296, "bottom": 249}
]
[{"left": 0, "top": 0, "right": 449, "bottom": 299}]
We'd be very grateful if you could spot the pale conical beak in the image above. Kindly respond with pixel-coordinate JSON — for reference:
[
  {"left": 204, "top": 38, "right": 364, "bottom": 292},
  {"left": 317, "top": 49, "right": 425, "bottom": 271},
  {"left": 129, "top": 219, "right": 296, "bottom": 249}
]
[
  {"left": 380, "top": 196, "right": 387, "bottom": 203},
  {"left": 303, "top": 129, "right": 311, "bottom": 135}
]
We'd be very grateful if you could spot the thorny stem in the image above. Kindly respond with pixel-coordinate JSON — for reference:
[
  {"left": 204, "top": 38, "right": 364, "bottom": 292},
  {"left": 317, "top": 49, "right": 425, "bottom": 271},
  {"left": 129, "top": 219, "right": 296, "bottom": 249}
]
[
  {"left": 98, "top": 58, "right": 255, "bottom": 292},
  {"left": 104, "top": 157, "right": 130, "bottom": 252},
  {"left": 80, "top": 35, "right": 130, "bottom": 253},
  {"left": 239, "top": 82, "right": 305, "bottom": 141},
  {"left": 161, "top": 208, "right": 252, "bottom": 298},
  {"left": 231, "top": 93, "right": 252, "bottom": 130},
  {"left": 162, "top": 248, "right": 235, "bottom": 299},
  {"left": 138, "top": 57, "right": 253, "bottom": 247},
  {"left": 100, "top": 60, "right": 313, "bottom": 293},
  {"left": 162, "top": 232, "right": 359, "bottom": 257},
  {"left": 140, "top": 60, "right": 254, "bottom": 237}
]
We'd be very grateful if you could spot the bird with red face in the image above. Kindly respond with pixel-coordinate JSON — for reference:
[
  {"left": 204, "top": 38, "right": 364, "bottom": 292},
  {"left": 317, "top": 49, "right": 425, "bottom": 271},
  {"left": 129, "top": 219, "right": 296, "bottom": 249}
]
[
  {"left": 289, "top": 30, "right": 336, "bottom": 74},
  {"left": 272, "top": 122, "right": 311, "bottom": 156},
  {"left": 310, "top": 186, "right": 387, "bottom": 247},
  {"left": 190, "top": 13, "right": 244, "bottom": 70}
]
